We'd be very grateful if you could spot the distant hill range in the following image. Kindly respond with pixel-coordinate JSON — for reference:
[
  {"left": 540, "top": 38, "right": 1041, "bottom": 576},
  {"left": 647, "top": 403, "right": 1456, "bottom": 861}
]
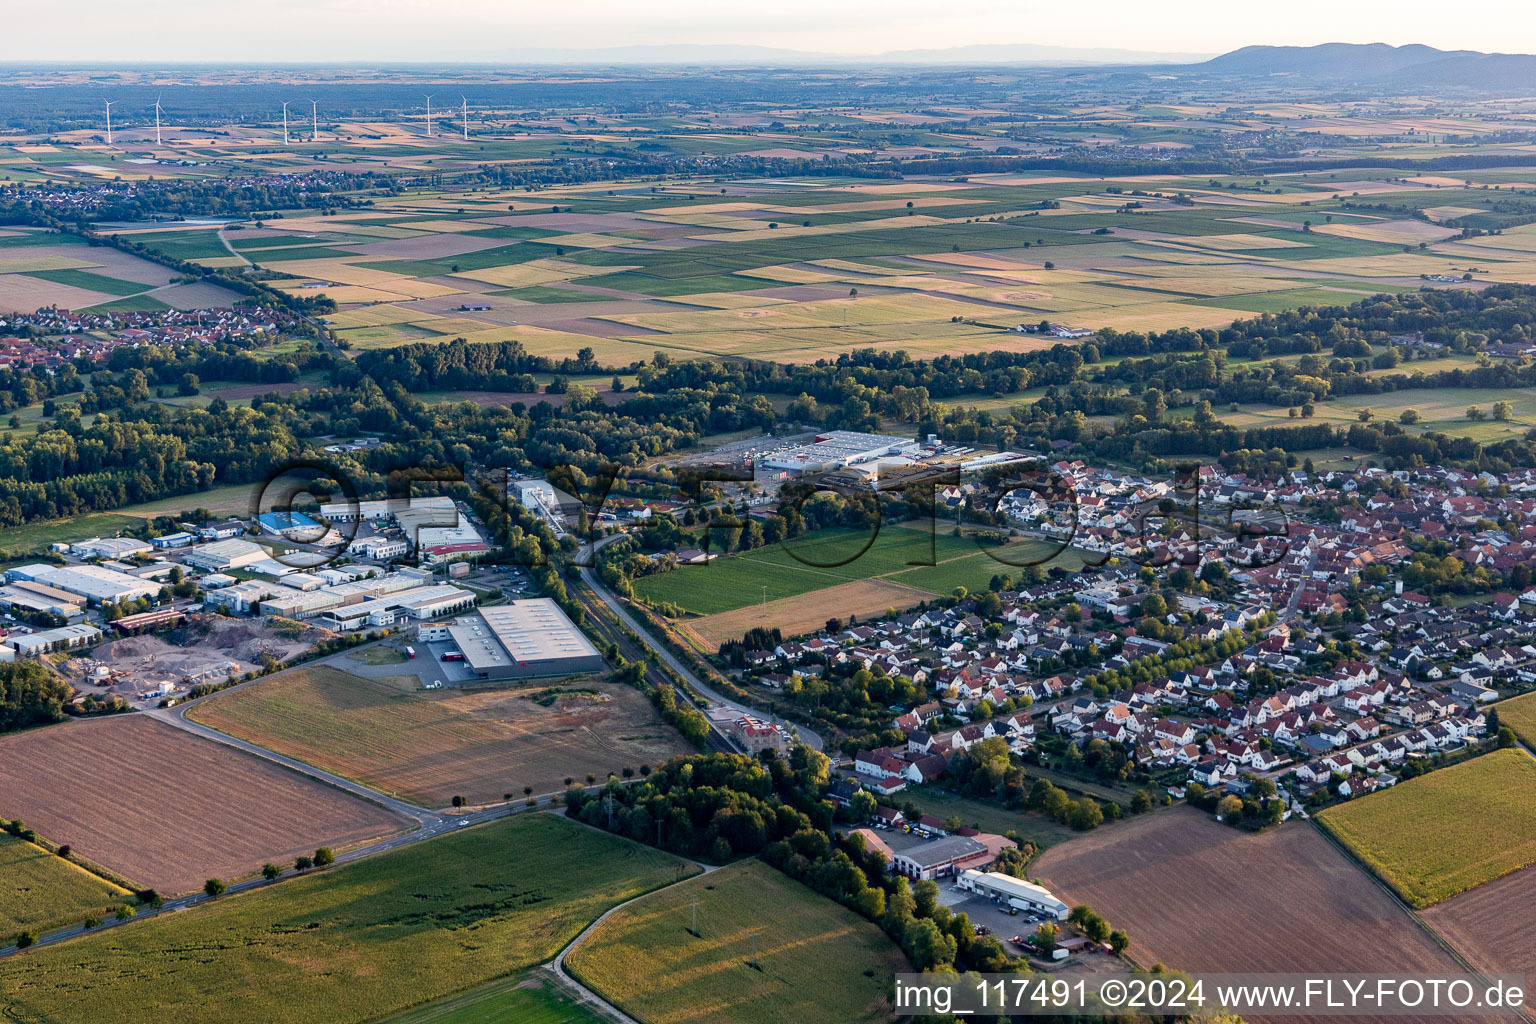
[
  {"left": 477, "top": 42, "right": 1532, "bottom": 88},
  {"left": 1197, "top": 43, "right": 1536, "bottom": 88},
  {"left": 482, "top": 43, "right": 1214, "bottom": 65}
]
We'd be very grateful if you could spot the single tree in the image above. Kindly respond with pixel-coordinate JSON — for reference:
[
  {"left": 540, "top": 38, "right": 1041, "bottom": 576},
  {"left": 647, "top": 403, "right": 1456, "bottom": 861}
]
[
  {"left": 203, "top": 879, "right": 227, "bottom": 898},
  {"left": 313, "top": 847, "right": 335, "bottom": 868},
  {"left": 261, "top": 863, "right": 281, "bottom": 881}
]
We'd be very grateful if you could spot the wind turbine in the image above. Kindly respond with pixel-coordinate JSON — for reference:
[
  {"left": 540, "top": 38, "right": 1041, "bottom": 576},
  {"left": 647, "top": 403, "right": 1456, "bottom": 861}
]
[
  {"left": 311, "top": 99, "right": 318, "bottom": 143},
  {"left": 103, "top": 99, "right": 114, "bottom": 146},
  {"left": 424, "top": 94, "right": 433, "bottom": 137},
  {"left": 461, "top": 95, "right": 468, "bottom": 141},
  {"left": 282, "top": 101, "right": 290, "bottom": 145},
  {"left": 154, "top": 94, "right": 163, "bottom": 146}
]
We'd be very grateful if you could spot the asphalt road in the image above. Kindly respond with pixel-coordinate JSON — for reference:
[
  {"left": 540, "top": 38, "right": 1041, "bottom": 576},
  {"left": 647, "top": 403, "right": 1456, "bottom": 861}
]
[
  {"left": 576, "top": 545, "right": 824, "bottom": 752},
  {"left": 0, "top": 638, "right": 610, "bottom": 961}
]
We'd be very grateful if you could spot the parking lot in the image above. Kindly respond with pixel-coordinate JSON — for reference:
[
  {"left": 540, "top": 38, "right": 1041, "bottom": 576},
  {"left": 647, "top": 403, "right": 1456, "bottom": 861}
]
[{"left": 411, "top": 638, "right": 481, "bottom": 686}]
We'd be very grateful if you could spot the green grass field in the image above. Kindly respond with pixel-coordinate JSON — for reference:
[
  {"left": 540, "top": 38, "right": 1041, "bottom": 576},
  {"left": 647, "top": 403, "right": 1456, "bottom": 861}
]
[
  {"left": 0, "top": 481, "right": 258, "bottom": 555},
  {"left": 1316, "top": 749, "right": 1536, "bottom": 908},
  {"left": 0, "top": 814, "right": 696, "bottom": 1024},
  {"left": 0, "top": 834, "right": 129, "bottom": 936},
  {"left": 894, "top": 789, "right": 1077, "bottom": 851},
  {"left": 380, "top": 972, "right": 609, "bottom": 1024},
  {"left": 632, "top": 526, "right": 1049, "bottom": 615},
  {"left": 565, "top": 859, "right": 905, "bottom": 1024}
]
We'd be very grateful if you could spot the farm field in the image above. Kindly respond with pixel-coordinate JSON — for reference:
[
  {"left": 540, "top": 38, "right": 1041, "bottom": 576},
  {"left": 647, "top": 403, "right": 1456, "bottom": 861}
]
[
  {"left": 1494, "top": 690, "right": 1536, "bottom": 748},
  {"left": 633, "top": 526, "right": 1060, "bottom": 616},
  {"left": 0, "top": 833, "right": 129, "bottom": 936},
  {"left": 1315, "top": 749, "right": 1536, "bottom": 907},
  {"left": 1030, "top": 807, "right": 1479, "bottom": 1021},
  {"left": 0, "top": 715, "right": 410, "bottom": 893},
  {"left": 188, "top": 664, "right": 690, "bottom": 807},
  {"left": 681, "top": 578, "right": 930, "bottom": 652},
  {"left": 1421, "top": 865, "right": 1536, "bottom": 1011},
  {"left": 0, "top": 814, "right": 696, "bottom": 1024},
  {"left": 50, "top": 161, "right": 1521, "bottom": 369},
  {"left": 565, "top": 859, "right": 905, "bottom": 1024},
  {"left": 380, "top": 973, "right": 610, "bottom": 1024},
  {"left": 0, "top": 481, "right": 257, "bottom": 555}
]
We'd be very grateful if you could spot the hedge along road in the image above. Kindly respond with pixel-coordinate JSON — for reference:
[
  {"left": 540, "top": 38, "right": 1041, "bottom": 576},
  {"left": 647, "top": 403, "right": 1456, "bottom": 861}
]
[{"left": 578, "top": 535, "right": 824, "bottom": 752}]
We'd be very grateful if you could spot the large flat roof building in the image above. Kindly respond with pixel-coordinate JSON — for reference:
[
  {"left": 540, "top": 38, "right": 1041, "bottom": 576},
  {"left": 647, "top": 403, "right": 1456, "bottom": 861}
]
[
  {"left": 890, "top": 835, "right": 991, "bottom": 881},
  {"left": 759, "top": 431, "right": 920, "bottom": 477},
  {"left": 5, "top": 623, "right": 103, "bottom": 658},
  {"left": 71, "top": 537, "right": 153, "bottom": 560},
  {"left": 442, "top": 600, "right": 603, "bottom": 680},
  {"left": 183, "top": 538, "right": 268, "bottom": 572},
  {"left": 319, "top": 495, "right": 456, "bottom": 523},
  {"left": 8, "top": 564, "right": 163, "bottom": 606},
  {"left": 956, "top": 869, "right": 1069, "bottom": 920}
]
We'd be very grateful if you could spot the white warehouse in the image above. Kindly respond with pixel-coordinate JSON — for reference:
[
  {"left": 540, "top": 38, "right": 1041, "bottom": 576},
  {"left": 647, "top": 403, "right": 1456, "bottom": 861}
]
[{"left": 955, "top": 869, "right": 1069, "bottom": 920}]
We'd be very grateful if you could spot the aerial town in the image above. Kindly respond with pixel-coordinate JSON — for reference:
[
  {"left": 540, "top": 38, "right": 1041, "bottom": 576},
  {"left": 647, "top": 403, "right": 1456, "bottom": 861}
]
[{"left": 3, "top": 14, "right": 1536, "bottom": 1024}]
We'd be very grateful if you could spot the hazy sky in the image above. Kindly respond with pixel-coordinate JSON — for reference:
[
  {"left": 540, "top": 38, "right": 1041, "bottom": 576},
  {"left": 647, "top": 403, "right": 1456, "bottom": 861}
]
[{"left": 8, "top": 0, "right": 1534, "bottom": 62}]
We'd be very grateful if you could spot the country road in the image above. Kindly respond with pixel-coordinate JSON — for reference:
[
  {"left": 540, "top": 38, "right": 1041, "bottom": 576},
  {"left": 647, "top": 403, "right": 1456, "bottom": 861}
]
[
  {"left": 576, "top": 547, "right": 824, "bottom": 751},
  {"left": 0, "top": 641, "right": 608, "bottom": 961}
]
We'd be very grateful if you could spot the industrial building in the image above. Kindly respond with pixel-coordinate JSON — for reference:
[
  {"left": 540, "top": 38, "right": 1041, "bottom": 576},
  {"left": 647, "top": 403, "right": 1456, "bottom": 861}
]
[
  {"left": 435, "top": 600, "right": 604, "bottom": 680},
  {"left": 955, "top": 869, "right": 1070, "bottom": 920},
  {"left": 71, "top": 537, "right": 152, "bottom": 560},
  {"left": 312, "top": 495, "right": 486, "bottom": 563},
  {"left": 183, "top": 538, "right": 269, "bottom": 572},
  {"left": 256, "top": 511, "right": 325, "bottom": 540},
  {"left": 889, "top": 835, "right": 992, "bottom": 881},
  {"left": 0, "top": 580, "right": 85, "bottom": 619},
  {"left": 758, "top": 431, "right": 920, "bottom": 477},
  {"left": 350, "top": 535, "right": 409, "bottom": 560},
  {"left": 7, "top": 564, "right": 163, "bottom": 606},
  {"left": 3, "top": 623, "right": 103, "bottom": 659},
  {"left": 315, "top": 584, "right": 475, "bottom": 631},
  {"left": 319, "top": 495, "right": 456, "bottom": 523}
]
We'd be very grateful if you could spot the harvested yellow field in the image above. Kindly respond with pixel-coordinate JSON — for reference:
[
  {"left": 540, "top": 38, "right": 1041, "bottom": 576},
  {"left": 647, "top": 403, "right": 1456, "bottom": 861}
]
[
  {"left": 1421, "top": 205, "right": 1486, "bottom": 222},
  {"left": 1314, "top": 220, "right": 1459, "bottom": 245},
  {"left": 736, "top": 265, "right": 848, "bottom": 284},
  {"left": 452, "top": 259, "right": 627, "bottom": 289},
  {"left": 640, "top": 201, "right": 771, "bottom": 216},
  {"left": 414, "top": 316, "right": 499, "bottom": 335},
  {"left": 1125, "top": 246, "right": 1235, "bottom": 265},
  {"left": 675, "top": 291, "right": 793, "bottom": 310},
  {"left": 538, "top": 232, "right": 632, "bottom": 249},
  {"left": 607, "top": 292, "right": 1003, "bottom": 333},
  {"left": 274, "top": 283, "right": 415, "bottom": 304},
  {"left": 1080, "top": 301, "right": 1243, "bottom": 331},
  {"left": 1184, "top": 232, "right": 1312, "bottom": 250},
  {"left": 906, "top": 251, "right": 1042, "bottom": 271},
  {"left": 1107, "top": 274, "right": 1298, "bottom": 297},
  {"left": 0, "top": 252, "right": 100, "bottom": 273},
  {"left": 1302, "top": 253, "right": 1462, "bottom": 277},
  {"left": 0, "top": 274, "right": 114, "bottom": 311},
  {"left": 325, "top": 304, "right": 437, "bottom": 328},
  {"left": 682, "top": 579, "right": 930, "bottom": 651},
  {"left": 715, "top": 214, "right": 951, "bottom": 243},
  {"left": 1457, "top": 225, "right": 1536, "bottom": 253},
  {"left": 808, "top": 258, "right": 916, "bottom": 276},
  {"left": 392, "top": 219, "right": 496, "bottom": 233},
  {"left": 262, "top": 260, "right": 417, "bottom": 287},
  {"left": 565, "top": 860, "right": 905, "bottom": 1024},
  {"left": 1406, "top": 175, "right": 1472, "bottom": 187}
]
